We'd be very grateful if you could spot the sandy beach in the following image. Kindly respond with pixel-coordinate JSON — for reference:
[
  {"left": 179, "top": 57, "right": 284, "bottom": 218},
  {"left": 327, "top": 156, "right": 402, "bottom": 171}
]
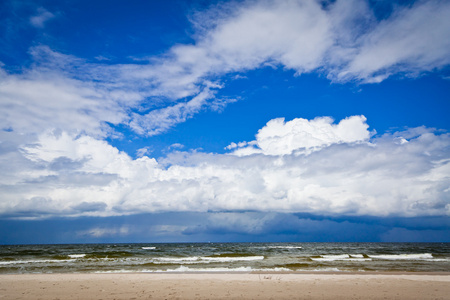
[{"left": 0, "top": 273, "right": 449, "bottom": 300}]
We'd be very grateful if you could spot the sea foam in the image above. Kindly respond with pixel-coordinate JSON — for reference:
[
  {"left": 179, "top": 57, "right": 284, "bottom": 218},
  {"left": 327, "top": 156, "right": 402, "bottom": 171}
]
[
  {"left": 68, "top": 254, "right": 86, "bottom": 259},
  {"left": 369, "top": 253, "right": 433, "bottom": 260}
]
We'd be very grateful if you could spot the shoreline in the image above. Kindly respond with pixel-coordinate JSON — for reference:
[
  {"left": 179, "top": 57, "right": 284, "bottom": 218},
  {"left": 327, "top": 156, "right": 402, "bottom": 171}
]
[
  {"left": 1, "top": 272, "right": 449, "bottom": 299},
  {"left": 2, "top": 271, "right": 450, "bottom": 275}
]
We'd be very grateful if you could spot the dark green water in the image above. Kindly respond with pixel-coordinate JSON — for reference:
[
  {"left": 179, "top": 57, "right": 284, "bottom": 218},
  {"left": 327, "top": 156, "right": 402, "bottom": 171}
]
[{"left": 0, "top": 243, "right": 449, "bottom": 274}]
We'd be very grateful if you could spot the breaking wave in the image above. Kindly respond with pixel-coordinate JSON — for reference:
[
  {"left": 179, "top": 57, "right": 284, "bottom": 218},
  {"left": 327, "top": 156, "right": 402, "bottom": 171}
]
[{"left": 368, "top": 253, "right": 434, "bottom": 260}]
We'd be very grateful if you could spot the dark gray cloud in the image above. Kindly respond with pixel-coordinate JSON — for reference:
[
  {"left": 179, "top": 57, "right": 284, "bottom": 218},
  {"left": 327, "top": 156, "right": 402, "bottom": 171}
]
[
  {"left": 72, "top": 201, "right": 107, "bottom": 213},
  {"left": 1, "top": 212, "right": 448, "bottom": 244}
]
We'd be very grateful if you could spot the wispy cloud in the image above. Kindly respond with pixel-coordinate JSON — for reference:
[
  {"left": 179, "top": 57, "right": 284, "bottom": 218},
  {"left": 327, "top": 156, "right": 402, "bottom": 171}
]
[
  {"left": 333, "top": 0, "right": 450, "bottom": 82},
  {"left": 29, "top": 8, "right": 55, "bottom": 28},
  {"left": 3, "top": 1, "right": 450, "bottom": 138},
  {"left": 128, "top": 82, "right": 222, "bottom": 136}
]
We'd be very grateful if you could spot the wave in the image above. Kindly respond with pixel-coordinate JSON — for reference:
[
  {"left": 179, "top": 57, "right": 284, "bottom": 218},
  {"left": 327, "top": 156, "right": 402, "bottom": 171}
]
[
  {"left": 166, "top": 265, "right": 289, "bottom": 272},
  {"left": 311, "top": 254, "right": 371, "bottom": 262},
  {"left": 206, "top": 252, "right": 259, "bottom": 257},
  {"left": 141, "top": 247, "right": 156, "bottom": 250},
  {"left": 84, "top": 251, "right": 134, "bottom": 259},
  {"left": 368, "top": 253, "right": 434, "bottom": 260},
  {"left": 94, "top": 269, "right": 137, "bottom": 273},
  {"left": 0, "top": 259, "right": 72, "bottom": 265},
  {"left": 202, "top": 256, "right": 264, "bottom": 262},
  {"left": 68, "top": 254, "right": 86, "bottom": 259},
  {"left": 152, "top": 256, "right": 264, "bottom": 264},
  {"left": 268, "top": 246, "right": 302, "bottom": 249},
  {"left": 159, "top": 266, "right": 254, "bottom": 272},
  {"left": 153, "top": 256, "right": 200, "bottom": 263},
  {"left": 309, "top": 253, "right": 443, "bottom": 262},
  {"left": 311, "top": 267, "right": 342, "bottom": 272}
]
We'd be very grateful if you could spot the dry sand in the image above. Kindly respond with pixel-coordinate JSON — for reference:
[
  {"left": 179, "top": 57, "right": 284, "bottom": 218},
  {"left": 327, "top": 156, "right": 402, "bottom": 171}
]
[{"left": 0, "top": 273, "right": 449, "bottom": 300}]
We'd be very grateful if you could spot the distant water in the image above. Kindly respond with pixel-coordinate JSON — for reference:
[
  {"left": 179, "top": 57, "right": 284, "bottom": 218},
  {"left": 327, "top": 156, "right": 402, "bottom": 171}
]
[{"left": 0, "top": 243, "right": 449, "bottom": 274}]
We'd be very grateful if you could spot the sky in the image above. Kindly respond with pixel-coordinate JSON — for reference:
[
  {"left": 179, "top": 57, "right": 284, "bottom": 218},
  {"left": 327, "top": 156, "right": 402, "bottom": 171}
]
[{"left": 0, "top": 0, "right": 449, "bottom": 244}]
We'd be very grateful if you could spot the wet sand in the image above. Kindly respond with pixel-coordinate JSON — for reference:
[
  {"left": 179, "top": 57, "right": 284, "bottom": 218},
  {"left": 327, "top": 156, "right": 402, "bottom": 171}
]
[{"left": 0, "top": 273, "right": 449, "bottom": 299}]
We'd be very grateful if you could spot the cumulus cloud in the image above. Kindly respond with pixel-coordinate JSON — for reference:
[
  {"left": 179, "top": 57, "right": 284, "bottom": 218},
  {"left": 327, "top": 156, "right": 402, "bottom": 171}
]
[
  {"left": 229, "top": 115, "right": 372, "bottom": 156},
  {"left": 0, "top": 116, "right": 448, "bottom": 219}
]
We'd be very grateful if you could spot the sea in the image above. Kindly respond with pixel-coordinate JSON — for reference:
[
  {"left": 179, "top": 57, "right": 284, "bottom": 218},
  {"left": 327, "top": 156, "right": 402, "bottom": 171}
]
[{"left": 0, "top": 243, "right": 449, "bottom": 274}]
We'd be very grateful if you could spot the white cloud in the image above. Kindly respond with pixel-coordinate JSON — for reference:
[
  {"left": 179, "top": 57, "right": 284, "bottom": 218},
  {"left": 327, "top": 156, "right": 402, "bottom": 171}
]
[
  {"left": 135, "top": 0, "right": 450, "bottom": 111},
  {"left": 198, "top": 0, "right": 332, "bottom": 73},
  {"left": 1, "top": 2, "right": 450, "bottom": 221},
  {"left": 0, "top": 130, "right": 161, "bottom": 218},
  {"left": 0, "top": 71, "right": 123, "bottom": 138},
  {"left": 229, "top": 115, "right": 372, "bottom": 156},
  {"left": 0, "top": 116, "right": 448, "bottom": 219},
  {"left": 334, "top": 0, "right": 450, "bottom": 82},
  {"left": 30, "top": 8, "right": 55, "bottom": 28},
  {"left": 128, "top": 83, "right": 221, "bottom": 136},
  {"left": 169, "top": 143, "right": 185, "bottom": 150},
  {"left": 3, "top": 1, "right": 450, "bottom": 138},
  {"left": 136, "top": 147, "right": 153, "bottom": 158},
  {"left": 116, "top": 0, "right": 450, "bottom": 133},
  {"left": 0, "top": 47, "right": 140, "bottom": 138}
]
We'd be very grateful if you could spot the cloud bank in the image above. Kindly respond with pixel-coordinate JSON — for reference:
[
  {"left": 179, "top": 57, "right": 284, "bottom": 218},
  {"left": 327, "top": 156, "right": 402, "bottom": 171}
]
[{"left": 1, "top": 116, "right": 448, "bottom": 219}]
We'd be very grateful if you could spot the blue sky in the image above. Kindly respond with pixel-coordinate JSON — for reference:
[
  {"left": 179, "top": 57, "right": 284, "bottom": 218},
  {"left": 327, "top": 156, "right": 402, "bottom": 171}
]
[{"left": 0, "top": 0, "right": 449, "bottom": 244}]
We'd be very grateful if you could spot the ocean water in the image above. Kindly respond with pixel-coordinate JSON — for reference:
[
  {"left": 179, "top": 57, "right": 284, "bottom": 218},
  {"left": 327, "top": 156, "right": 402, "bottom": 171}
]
[{"left": 0, "top": 243, "right": 449, "bottom": 274}]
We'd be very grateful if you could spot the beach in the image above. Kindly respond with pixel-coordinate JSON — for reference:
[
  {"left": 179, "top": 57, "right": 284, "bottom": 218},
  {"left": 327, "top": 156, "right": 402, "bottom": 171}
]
[{"left": 1, "top": 273, "right": 449, "bottom": 300}]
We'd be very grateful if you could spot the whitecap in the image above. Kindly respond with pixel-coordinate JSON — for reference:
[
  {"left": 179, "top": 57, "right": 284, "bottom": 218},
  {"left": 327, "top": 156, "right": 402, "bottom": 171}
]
[
  {"left": 201, "top": 256, "right": 264, "bottom": 262},
  {"left": 153, "top": 256, "right": 199, "bottom": 263},
  {"left": 311, "top": 254, "right": 350, "bottom": 261},
  {"left": 0, "top": 259, "right": 72, "bottom": 265},
  {"left": 268, "top": 246, "right": 302, "bottom": 249},
  {"left": 68, "top": 254, "right": 86, "bottom": 259},
  {"left": 369, "top": 253, "right": 433, "bottom": 260},
  {"left": 311, "top": 267, "right": 342, "bottom": 272}
]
